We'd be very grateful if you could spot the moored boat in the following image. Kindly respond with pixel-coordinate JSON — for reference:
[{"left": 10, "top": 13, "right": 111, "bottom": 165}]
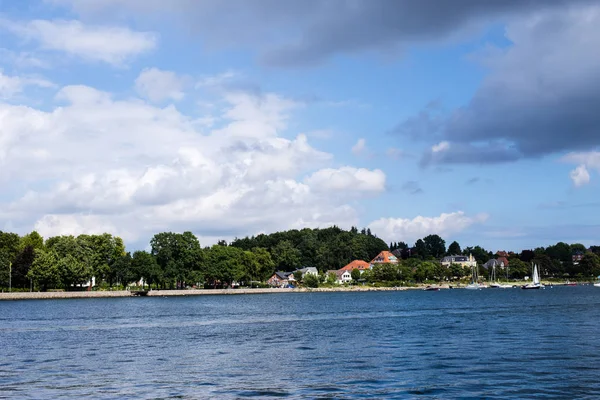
[{"left": 522, "top": 264, "right": 544, "bottom": 290}]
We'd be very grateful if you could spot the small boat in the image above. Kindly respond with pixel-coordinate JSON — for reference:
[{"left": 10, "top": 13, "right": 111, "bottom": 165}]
[
  {"left": 424, "top": 285, "right": 440, "bottom": 291},
  {"left": 522, "top": 264, "right": 544, "bottom": 290},
  {"left": 565, "top": 281, "right": 577, "bottom": 286},
  {"left": 489, "top": 263, "right": 513, "bottom": 288},
  {"left": 594, "top": 283, "right": 600, "bottom": 288}
]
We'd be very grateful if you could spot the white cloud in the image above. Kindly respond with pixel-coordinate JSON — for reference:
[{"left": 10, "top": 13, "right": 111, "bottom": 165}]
[
  {"left": 569, "top": 165, "right": 590, "bottom": 187},
  {"left": 135, "top": 68, "right": 186, "bottom": 103},
  {"left": 0, "top": 69, "right": 54, "bottom": 99},
  {"left": 432, "top": 141, "right": 449, "bottom": 153},
  {"left": 561, "top": 151, "right": 600, "bottom": 186},
  {"left": 351, "top": 138, "right": 366, "bottom": 156},
  {"left": 1, "top": 19, "right": 156, "bottom": 66},
  {"left": 0, "top": 78, "right": 381, "bottom": 245},
  {"left": 305, "top": 167, "right": 386, "bottom": 193},
  {"left": 368, "top": 211, "right": 489, "bottom": 244}
]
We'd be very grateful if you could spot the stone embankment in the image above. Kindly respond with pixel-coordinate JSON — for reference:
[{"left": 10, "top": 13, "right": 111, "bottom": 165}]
[{"left": 0, "top": 286, "right": 415, "bottom": 301}]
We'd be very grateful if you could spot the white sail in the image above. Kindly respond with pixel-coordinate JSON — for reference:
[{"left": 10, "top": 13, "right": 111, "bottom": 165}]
[{"left": 532, "top": 264, "right": 539, "bottom": 285}]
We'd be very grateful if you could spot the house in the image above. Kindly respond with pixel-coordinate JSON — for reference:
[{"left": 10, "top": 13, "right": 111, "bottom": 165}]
[
  {"left": 572, "top": 251, "right": 585, "bottom": 265},
  {"left": 496, "top": 251, "right": 509, "bottom": 258},
  {"left": 497, "top": 256, "right": 509, "bottom": 267},
  {"left": 294, "top": 267, "right": 319, "bottom": 277},
  {"left": 483, "top": 258, "right": 506, "bottom": 270},
  {"left": 339, "top": 260, "right": 371, "bottom": 273},
  {"left": 327, "top": 269, "right": 352, "bottom": 284},
  {"left": 441, "top": 254, "right": 477, "bottom": 268},
  {"left": 267, "top": 271, "right": 295, "bottom": 287},
  {"left": 370, "top": 251, "right": 399, "bottom": 265}
]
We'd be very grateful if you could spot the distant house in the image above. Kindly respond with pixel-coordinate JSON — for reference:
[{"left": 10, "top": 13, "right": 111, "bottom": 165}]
[
  {"left": 294, "top": 267, "right": 319, "bottom": 277},
  {"left": 573, "top": 251, "right": 585, "bottom": 265},
  {"left": 496, "top": 251, "right": 509, "bottom": 258},
  {"left": 483, "top": 259, "right": 507, "bottom": 270},
  {"left": 339, "top": 260, "right": 371, "bottom": 273},
  {"left": 267, "top": 271, "right": 295, "bottom": 287},
  {"left": 327, "top": 269, "right": 352, "bottom": 284},
  {"left": 441, "top": 254, "right": 477, "bottom": 268},
  {"left": 370, "top": 251, "right": 399, "bottom": 265}
]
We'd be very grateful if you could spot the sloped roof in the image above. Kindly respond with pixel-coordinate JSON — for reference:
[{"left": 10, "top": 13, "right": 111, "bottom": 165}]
[
  {"left": 370, "top": 251, "right": 398, "bottom": 264},
  {"left": 340, "top": 260, "right": 371, "bottom": 271}
]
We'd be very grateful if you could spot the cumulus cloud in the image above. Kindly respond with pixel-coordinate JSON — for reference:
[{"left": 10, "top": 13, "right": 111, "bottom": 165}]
[
  {"left": 0, "top": 69, "right": 54, "bottom": 99},
  {"left": 135, "top": 68, "right": 186, "bottom": 102},
  {"left": 562, "top": 151, "right": 600, "bottom": 186},
  {"left": 569, "top": 165, "right": 590, "bottom": 187},
  {"left": 1, "top": 19, "right": 156, "bottom": 65},
  {"left": 305, "top": 167, "right": 386, "bottom": 194},
  {"left": 0, "top": 77, "right": 385, "bottom": 245},
  {"left": 399, "top": 4, "right": 600, "bottom": 167},
  {"left": 368, "top": 211, "right": 488, "bottom": 244}
]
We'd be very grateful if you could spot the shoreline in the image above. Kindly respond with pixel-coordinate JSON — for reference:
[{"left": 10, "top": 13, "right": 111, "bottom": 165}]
[
  {"left": 0, "top": 282, "right": 590, "bottom": 301},
  {"left": 0, "top": 286, "right": 415, "bottom": 301}
]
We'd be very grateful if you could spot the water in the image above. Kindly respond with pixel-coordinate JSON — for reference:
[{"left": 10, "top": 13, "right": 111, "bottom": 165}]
[{"left": 1, "top": 286, "right": 600, "bottom": 399}]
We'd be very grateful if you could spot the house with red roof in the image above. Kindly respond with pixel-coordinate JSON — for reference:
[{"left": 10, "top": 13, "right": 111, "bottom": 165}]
[
  {"left": 339, "top": 260, "right": 371, "bottom": 272},
  {"left": 370, "top": 251, "right": 399, "bottom": 265}
]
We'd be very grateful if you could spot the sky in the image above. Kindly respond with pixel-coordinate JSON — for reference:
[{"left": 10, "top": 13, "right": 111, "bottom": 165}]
[{"left": 1, "top": 0, "right": 600, "bottom": 252}]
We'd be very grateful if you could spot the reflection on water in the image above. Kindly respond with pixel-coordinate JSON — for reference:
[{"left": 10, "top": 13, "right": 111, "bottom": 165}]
[{"left": 1, "top": 286, "right": 600, "bottom": 399}]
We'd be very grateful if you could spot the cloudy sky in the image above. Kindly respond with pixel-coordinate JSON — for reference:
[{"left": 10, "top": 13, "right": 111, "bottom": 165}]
[{"left": 1, "top": 0, "right": 599, "bottom": 251}]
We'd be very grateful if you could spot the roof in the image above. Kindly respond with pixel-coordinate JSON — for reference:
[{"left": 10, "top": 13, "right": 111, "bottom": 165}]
[
  {"left": 340, "top": 260, "right": 371, "bottom": 271},
  {"left": 484, "top": 259, "right": 504, "bottom": 268},
  {"left": 370, "top": 251, "right": 398, "bottom": 264},
  {"left": 295, "top": 267, "right": 318, "bottom": 274},
  {"left": 273, "top": 271, "right": 293, "bottom": 280}
]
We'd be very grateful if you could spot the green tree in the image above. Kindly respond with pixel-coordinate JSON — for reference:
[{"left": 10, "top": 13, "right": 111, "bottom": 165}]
[
  {"left": 28, "top": 249, "right": 61, "bottom": 291},
  {"left": 112, "top": 253, "right": 136, "bottom": 287},
  {"left": 251, "top": 247, "right": 275, "bottom": 281},
  {"left": 11, "top": 246, "right": 35, "bottom": 289},
  {"left": 326, "top": 272, "right": 337, "bottom": 285},
  {"left": 303, "top": 273, "right": 319, "bottom": 288},
  {"left": 59, "top": 254, "right": 91, "bottom": 289},
  {"left": 423, "top": 235, "right": 446, "bottom": 259},
  {"left": 150, "top": 232, "right": 203, "bottom": 289},
  {"left": 414, "top": 239, "right": 428, "bottom": 259},
  {"left": 132, "top": 250, "right": 161, "bottom": 289},
  {"left": 579, "top": 253, "right": 600, "bottom": 277},
  {"left": 273, "top": 240, "right": 301, "bottom": 271},
  {"left": 351, "top": 268, "right": 361, "bottom": 282},
  {"left": 448, "top": 241, "right": 461, "bottom": 255},
  {"left": 19, "top": 231, "right": 44, "bottom": 252}
]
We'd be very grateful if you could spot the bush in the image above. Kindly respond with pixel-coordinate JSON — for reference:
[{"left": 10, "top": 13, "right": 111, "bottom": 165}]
[{"left": 303, "top": 274, "right": 319, "bottom": 288}]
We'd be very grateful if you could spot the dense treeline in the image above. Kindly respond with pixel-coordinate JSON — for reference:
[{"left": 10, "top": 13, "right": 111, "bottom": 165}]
[{"left": 1, "top": 228, "right": 599, "bottom": 291}]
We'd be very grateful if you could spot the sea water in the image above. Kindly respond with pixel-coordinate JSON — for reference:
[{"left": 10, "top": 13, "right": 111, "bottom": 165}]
[{"left": 1, "top": 286, "right": 600, "bottom": 399}]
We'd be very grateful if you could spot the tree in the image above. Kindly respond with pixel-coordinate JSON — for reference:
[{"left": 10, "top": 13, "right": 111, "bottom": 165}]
[
  {"left": 112, "top": 253, "right": 136, "bottom": 287},
  {"left": 294, "top": 270, "right": 303, "bottom": 282},
  {"left": 448, "top": 241, "right": 461, "bottom": 255},
  {"left": 423, "top": 235, "right": 446, "bottom": 259},
  {"left": 414, "top": 239, "right": 428, "bottom": 259},
  {"left": 150, "top": 232, "right": 203, "bottom": 289},
  {"left": 28, "top": 249, "right": 60, "bottom": 291},
  {"left": 303, "top": 273, "right": 319, "bottom": 288},
  {"left": 273, "top": 240, "right": 301, "bottom": 271},
  {"left": 251, "top": 247, "right": 275, "bottom": 281},
  {"left": 11, "top": 246, "right": 35, "bottom": 289},
  {"left": 351, "top": 268, "right": 361, "bottom": 282},
  {"left": 59, "top": 254, "right": 91, "bottom": 289},
  {"left": 132, "top": 251, "right": 161, "bottom": 289},
  {"left": 325, "top": 272, "right": 337, "bottom": 285},
  {"left": 579, "top": 253, "right": 600, "bottom": 278},
  {"left": 19, "top": 231, "right": 44, "bottom": 252}
]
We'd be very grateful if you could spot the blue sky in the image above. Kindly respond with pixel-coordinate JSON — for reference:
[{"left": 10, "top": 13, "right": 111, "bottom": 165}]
[{"left": 1, "top": 0, "right": 599, "bottom": 252}]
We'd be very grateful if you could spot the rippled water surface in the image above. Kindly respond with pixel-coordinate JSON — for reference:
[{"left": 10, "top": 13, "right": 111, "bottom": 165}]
[{"left": 2, "top": 286, "right": 600, "bottom": 399}]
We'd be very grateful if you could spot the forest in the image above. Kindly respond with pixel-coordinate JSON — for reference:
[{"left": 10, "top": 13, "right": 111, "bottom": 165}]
[{"left": 1, "top": 227, "right": 599, "bottom": 291}]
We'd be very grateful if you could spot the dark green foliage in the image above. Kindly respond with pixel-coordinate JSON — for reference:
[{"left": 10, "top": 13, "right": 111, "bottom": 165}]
[
  {"left": 230, "top": 226, "right": 388, "bottom": 272},
  {"left": 303, "top": 273, "right": 319, "bottom": 288},
  {"left": 448, "top": 241, "right": 461, "bottom": 256}
]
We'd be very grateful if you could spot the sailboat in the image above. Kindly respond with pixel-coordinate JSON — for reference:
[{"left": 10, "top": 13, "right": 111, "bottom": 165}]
[
  {"left": 465, "top": 263, "right": 484, "bottom": 290},
  {"left": 490, "top": 262, "right": 513, "bottom": 288},
  {"left": 594, "top": 276, "right": 600, "bottom": 287},
  {"left": 521, "top": 264, "right": 544, "bottom": 290}
]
